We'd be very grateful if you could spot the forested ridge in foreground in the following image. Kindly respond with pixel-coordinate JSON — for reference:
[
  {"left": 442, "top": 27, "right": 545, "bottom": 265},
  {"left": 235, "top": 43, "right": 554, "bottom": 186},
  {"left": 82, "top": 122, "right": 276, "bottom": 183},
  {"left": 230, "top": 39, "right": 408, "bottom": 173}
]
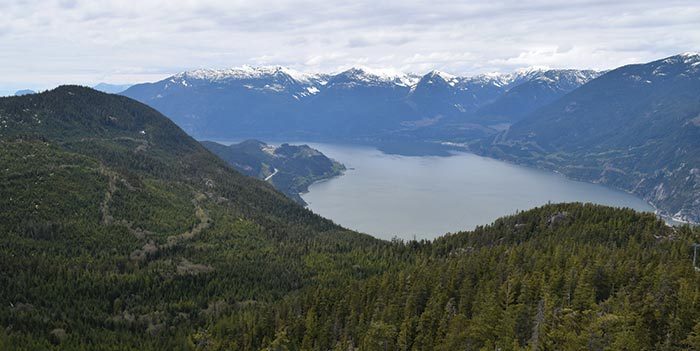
[
  {"left": 0, "top": 86, "right": 391, "bottom": 350},
  {"left": 203, "top": 204, "right": 700, "bottom": 350},
  {"left": 1, "top": 87, "right": 699, "bottom": 350}
]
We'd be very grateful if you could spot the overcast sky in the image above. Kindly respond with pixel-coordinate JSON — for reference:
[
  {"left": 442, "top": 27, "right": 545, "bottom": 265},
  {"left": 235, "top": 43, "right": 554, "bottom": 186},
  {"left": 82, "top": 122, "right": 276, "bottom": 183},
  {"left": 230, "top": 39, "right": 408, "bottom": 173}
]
[{"left": 1, "top": 0, "right": 699, "bottom": 95}]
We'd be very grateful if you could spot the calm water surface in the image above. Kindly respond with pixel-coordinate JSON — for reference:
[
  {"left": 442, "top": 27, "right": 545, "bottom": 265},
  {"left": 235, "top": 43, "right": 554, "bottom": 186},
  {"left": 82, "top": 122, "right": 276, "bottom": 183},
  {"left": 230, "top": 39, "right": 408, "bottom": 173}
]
[{"left": 298, "top": 143, "right": 655, "bottom": 240}]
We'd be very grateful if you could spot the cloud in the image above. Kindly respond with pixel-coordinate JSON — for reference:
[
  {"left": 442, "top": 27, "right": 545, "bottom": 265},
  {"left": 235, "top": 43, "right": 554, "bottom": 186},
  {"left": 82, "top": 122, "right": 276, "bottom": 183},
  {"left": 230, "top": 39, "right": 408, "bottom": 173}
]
[
  {"left": 347, "top": 34, "right": 412, "bottom": 48},
  {"left": 0, "top": 0, "right": 699, "bottom": 95}
]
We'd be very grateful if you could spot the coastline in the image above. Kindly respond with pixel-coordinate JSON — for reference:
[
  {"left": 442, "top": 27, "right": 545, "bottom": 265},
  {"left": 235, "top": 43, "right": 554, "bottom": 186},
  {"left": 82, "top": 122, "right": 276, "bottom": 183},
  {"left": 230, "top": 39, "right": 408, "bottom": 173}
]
[
  {"left": 297, "top": 168, "right": 347, "bottom": 206},
  {"left": 466, "top": 151, "right": 698, "bottom": 226}
]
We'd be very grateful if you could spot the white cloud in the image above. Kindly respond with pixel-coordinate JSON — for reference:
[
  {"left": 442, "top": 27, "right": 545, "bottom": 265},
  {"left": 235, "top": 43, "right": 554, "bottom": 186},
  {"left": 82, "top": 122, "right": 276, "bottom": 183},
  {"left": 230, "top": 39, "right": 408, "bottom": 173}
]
[{"left": 1, "top": 0, "right": 699, "bottom": 95}]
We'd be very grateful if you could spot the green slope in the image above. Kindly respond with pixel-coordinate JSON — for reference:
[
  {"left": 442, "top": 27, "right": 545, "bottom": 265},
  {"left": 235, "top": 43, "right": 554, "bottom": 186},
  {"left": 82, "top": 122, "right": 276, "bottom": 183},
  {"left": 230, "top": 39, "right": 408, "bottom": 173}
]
[
  {"left": 206, "top": 204, "right": 700, "bottom": 350},
  {"left": 0, "top": 86, "right": 388, "bottom": 350}
]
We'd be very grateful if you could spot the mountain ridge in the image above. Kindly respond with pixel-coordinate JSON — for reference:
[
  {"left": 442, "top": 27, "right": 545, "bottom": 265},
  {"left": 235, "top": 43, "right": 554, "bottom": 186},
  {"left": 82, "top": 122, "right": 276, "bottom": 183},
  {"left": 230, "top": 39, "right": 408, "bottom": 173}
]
[
  {"left": 149, "top": 65, "right": 596, "bottom": 91},
  {"left": 122, "top": 66, "right": 600, "bottom": 141}
]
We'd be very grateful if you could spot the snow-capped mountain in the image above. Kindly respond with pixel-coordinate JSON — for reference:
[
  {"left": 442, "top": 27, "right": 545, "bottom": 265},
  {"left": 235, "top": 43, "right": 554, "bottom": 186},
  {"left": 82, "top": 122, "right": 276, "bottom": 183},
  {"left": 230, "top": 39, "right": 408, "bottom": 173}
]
[
  {"left": 408, "top": 70, "right": 484, "bottom": 117},
  {"left": 163, "top": 66, "right": 329, "bottom": 100},
  {"left": 121, "top": 64, "right": 602, "bottom": 139},
  {"left": 652, "top": 52, "right": 700, "bottom": 76},
  {"left": 418, "top": 70, "right": 459, "bottom": 87},
  {"left": 171, "top": 65, "right": 325, "bottom": 85},
  {"left": 474, "top": 69, "right": 602, "bottom": 122},
  {"left": 402, "top": 68, "right": 601, "bottom": 120},
  {"left": 327, "top": 67, "right": 420, "bottom": 88}
]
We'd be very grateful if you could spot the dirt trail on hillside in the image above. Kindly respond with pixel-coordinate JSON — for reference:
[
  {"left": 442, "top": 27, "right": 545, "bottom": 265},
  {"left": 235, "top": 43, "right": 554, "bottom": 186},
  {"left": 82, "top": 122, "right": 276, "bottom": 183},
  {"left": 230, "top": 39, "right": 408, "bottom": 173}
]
[{"left": 98, "top": 165, "right": 212, "bottom": 263}]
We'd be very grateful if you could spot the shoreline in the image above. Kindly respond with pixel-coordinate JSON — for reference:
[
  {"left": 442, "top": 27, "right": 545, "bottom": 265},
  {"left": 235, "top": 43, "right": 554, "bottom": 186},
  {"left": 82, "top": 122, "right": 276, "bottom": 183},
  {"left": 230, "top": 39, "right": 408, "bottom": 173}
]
[
  {"left": 432, "top": 142, "right": 698, "bottom": 227},
  {"left": 297, "top": 169, "right": 347, "bottom": 206},
  {"left": 210, "top": 137, "right": 697, "bottom": 227}
]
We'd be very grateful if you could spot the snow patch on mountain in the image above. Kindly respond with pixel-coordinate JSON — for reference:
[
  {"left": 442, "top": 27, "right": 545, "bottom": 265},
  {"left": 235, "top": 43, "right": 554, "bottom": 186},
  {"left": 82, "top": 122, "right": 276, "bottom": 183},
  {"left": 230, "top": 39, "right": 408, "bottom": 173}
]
[
  {"left": 424, "top": 70, "right": 458, "bottom": 86},
  {"left": 165, "top": 65, "right": 601, "bottom": 94},
  {"left": 333, "top": 67, "right": 420, "bottom": 87},
  {"left": 174, "top": 66, "right": 324, "bottom": 85},
  {"left": 650, "top": 53, "right": 700, "bottom": 77},
  {"left": 150, "top": 65, "right": 603, "bottom": 106}
]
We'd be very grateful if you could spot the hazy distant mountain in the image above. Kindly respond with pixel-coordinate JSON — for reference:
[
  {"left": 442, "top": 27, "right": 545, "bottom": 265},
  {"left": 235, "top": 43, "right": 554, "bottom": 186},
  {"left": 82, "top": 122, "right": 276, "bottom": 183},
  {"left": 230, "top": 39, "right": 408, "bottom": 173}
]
[
  {"left": 403, "top": 68, "right": 602, "bottom": 136},
  {"left": 14, "top": 89, "right": 35, "bottom": 96},
  {"left": 482, "top": 53, "right": 700, "bottom": 222},
  {"left": 93, "top": 82, "right": 132, "bottom": 94},
  {"left": 121, "top": 66, "right": 599, "bottom": 141},
  {"left": 122, "top": 66, "right": 325, "bottom": 138},
  {"left": 202, "top": 140, "right": 345, "bottom": 204}
]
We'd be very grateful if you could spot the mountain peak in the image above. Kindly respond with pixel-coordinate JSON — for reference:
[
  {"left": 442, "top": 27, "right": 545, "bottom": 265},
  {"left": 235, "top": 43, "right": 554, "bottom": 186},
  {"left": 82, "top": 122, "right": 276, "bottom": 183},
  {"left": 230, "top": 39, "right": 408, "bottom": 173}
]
[
  {"left": 640, "top": 52, "right": 700, "bottom": 78},
  {"left": 675, "top": 52, "right": 700, "bottom": 66},
  {"left": 14, "top": 89, "right": 36, "bottom": 96},
  {"left": 679, "top": 51, "right": 700, "bottom": 59},
  {"left": 514, "top": 66, "right": 549, "bottom": 75},
  {"left": 427, "top": 70, "right": 457, "bottom": 81},
  {"left": 335, "top": 67, "right": 419, "bottom": 87},
  {"left": 174, "top": 65, "right": 320, "bottom": 84},
  {"left": 419, "top": 70, "right": 458, "bottom": 87}
]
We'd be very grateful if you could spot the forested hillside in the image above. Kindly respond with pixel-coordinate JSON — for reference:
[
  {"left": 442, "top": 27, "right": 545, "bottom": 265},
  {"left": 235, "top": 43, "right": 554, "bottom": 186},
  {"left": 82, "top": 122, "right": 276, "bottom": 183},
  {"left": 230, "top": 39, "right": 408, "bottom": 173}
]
[
  {"left": 0, "top": 86, "right": 390, "bottom": 349},
  {"left": 203, "top": 203, "right": 700, "bottom": 350},
  {"left": 1, "top": 87, "right": 699, "bottom": 350}
]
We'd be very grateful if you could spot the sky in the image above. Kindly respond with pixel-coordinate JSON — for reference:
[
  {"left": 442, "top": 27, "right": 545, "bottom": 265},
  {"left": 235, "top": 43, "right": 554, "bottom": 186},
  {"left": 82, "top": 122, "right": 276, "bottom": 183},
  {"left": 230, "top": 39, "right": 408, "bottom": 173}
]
[{"left": 1, "top": 0, "right": 699, "bottom": 95}]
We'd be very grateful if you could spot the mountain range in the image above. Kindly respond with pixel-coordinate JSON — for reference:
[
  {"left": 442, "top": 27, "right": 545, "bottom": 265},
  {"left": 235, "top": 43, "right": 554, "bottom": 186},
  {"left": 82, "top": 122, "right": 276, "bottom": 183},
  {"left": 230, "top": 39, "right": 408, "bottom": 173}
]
[{"left": 121, "top": 66, "right": 600, "bottom": 141}]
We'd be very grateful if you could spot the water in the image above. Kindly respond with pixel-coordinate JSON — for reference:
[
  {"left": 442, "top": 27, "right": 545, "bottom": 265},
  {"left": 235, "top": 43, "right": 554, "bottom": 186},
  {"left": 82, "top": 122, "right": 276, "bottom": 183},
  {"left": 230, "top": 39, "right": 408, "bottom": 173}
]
[{"left": 298, "top": 143, "right": 655, "bottom": 240}]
